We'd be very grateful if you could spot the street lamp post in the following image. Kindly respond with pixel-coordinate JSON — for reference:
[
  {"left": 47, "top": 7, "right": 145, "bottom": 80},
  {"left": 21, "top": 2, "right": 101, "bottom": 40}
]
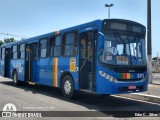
[
  {"left": 105, "top": 4, "right": 114, "bottom": 19},
  {"left": 147, "top": 0, "right": 152, "bottom": 84}
]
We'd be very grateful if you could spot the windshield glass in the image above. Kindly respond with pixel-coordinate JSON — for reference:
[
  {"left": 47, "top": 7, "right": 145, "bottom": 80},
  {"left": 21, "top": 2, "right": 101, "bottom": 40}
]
[{"left": 100, "top": 34, "right": 146, "bottom": 66}]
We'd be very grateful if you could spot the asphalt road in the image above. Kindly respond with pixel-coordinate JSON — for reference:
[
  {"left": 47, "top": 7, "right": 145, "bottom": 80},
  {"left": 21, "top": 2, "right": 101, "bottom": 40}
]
[
  {"left": 152, "top": 73, "right": 160, "bottom": 85},
  {"left": 0, "top": 76, "right": 160, "bottom": 120}
]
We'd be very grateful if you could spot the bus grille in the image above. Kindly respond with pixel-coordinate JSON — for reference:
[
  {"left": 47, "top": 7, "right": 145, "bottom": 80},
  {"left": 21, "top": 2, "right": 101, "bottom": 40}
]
[{"left": 117, "top": 78, "right": 142, "bottom": 82}]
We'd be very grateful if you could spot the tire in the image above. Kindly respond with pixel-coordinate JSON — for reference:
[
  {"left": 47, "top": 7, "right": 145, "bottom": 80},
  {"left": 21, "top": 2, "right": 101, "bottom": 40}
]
[
  {"left": 103, "top": 94, "right": 111, "bottom": 97},
  {"left": 61, "top": 75, "right": 76, "bottom": 99},
  {"left": 12, "top": 71, "right": 19, "bottom": 86}
]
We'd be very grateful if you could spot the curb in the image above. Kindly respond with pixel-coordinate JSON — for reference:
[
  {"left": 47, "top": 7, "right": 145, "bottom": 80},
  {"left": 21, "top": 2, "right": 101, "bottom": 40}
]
[
  {"left": 117, "top": 93, "right": 160, "bottom": 104},
  {"left": 151, "top": 83, "right": 160, "bottom": 86}
]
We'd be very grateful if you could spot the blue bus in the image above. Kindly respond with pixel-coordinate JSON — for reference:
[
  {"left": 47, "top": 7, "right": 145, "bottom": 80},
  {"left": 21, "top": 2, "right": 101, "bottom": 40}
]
[{"left": 0, "top": 19, "right": 148, "bottom": 98}]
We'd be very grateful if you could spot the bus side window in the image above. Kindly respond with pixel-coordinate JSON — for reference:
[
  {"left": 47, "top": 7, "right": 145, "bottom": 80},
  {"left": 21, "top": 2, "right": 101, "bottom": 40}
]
[
  {"left": 12, "top": 45, "right": 18, "bottom": 59},
  {"left": 0, "top": 48, "right": 1, "bottom": 60},
  {"left": 49, "top": 36, "right": 61, "bottom": 57},
  {"left": 1, "top": 48, "right": 5, "bottom": 60},
  {"left": 40, "top": 39, "right": 48, "bottom": 58},
  {"left": 19, "top": 44, "right": 25, "bottom": 59},
  {"left": 49, "top": 36, "right": 54, "bottom": 57},
  {"left": 54, "top": 36, "right": 61, "bottom": 57},
  {"left": 63, "top": 32, "right": 77, "bottom": 56}
]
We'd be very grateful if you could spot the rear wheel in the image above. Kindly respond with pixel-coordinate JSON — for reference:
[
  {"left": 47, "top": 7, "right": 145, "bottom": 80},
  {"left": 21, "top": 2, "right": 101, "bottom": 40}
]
[
  {"left": 61, "top": 75, "right": 76, "bottom": 99},
  {"left": 13, "top": 71, "right": 25, "bottom": 86},
  {"left": 13, "top": 71, "right": 19, "bottom": 86}
]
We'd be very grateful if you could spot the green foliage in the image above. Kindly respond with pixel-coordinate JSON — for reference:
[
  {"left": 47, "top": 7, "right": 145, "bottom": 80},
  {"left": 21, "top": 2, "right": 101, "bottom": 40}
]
[
  {"left": 4, "top": 38, "right": 16, "bottom": 43},
  {"left": 0, "top": 38, "right": 16, "bottom": 46},
  {"left": 0, "top": 40, "right": 4, "bottom": 46}
]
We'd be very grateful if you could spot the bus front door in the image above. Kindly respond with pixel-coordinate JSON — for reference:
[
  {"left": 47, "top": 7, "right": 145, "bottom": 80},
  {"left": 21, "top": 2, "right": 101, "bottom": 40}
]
[
  {"left": 79, "top": 30, "right": 97, "bottom": 91},
  {"left": 25, "top": 43, "right": 38, "bottom": 82}
]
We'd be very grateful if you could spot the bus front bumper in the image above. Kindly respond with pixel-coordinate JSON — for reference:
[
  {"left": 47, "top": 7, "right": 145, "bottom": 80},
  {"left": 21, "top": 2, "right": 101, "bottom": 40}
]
[{"left": 96, "top": 79, "right": 148, "bottom": 95}]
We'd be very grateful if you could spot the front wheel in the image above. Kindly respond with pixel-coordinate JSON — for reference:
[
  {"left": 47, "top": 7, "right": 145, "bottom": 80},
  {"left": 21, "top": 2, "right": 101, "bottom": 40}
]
[{"left": 61, "top": 75, "right": 76, "bottom": 99}]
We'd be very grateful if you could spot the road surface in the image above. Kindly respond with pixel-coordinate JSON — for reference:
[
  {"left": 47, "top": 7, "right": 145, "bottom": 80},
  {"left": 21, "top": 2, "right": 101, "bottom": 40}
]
[{"left": 0, "top": 76, "right": 160, "bottom": 120}]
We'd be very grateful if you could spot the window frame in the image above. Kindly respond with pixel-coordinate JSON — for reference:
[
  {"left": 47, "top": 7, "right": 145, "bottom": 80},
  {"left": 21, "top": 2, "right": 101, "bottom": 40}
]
[
  {"left": 49, "top": 36, "right": 55, "bottom": 57},
  {"left": 1, "top": 47, "right": 5, "bottom": 60},
  {"left": 49, "top": 35, "right": 62, "bottom": 57},
  {"left": 0, "top": 47, "right": 2, "bottom": 60},
  {"left": 12, "top": 45, "right": 18, "bottom": 60},
  {"left": 39, "top": 38, "right": 49, "bottom": 58},
  {"left": 19, "top": 43, "right": 25, "bottom": 59},
  {"left": 62, "top": 32, "right": 78, "bottom": 57}
]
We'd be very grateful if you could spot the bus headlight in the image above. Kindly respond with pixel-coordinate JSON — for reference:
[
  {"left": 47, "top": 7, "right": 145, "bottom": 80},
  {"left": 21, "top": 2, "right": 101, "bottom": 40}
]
[
  {"left": 99, "top": 71, "right": 116, "bottom": 82},
  {"left": 110, "top": 77, "right": 116, "bottom": 82},
  {"left": 99, "top": 71, "right": 106, "bottom": 77}
]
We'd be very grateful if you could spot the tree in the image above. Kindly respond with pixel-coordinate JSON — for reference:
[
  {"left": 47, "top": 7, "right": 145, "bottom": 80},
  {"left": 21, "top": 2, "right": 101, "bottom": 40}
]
[
  {"left": 4, "top": 38, "right": 16, "bottom": 43},
  {"left": 0, "top": 40, "right": 4, "bottom": 46},
  {"left": 0, "top": 38, "right": 16, "bottom": 46}
]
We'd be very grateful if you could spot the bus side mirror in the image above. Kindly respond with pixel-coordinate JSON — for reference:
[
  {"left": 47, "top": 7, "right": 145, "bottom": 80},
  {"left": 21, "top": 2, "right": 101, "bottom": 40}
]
[{"left": 98, "top": 33, "right": 104, "bottom": 55}]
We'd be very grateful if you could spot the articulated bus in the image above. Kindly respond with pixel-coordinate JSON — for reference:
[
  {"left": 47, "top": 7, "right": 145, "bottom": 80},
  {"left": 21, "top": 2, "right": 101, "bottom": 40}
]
[{"left": 0, "top": 19, "right": 148, "bottom": 98}]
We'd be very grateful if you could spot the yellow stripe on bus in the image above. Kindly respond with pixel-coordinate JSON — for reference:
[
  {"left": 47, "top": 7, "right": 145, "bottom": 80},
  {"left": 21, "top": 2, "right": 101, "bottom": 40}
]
[{"left": 127, "top": 73, "right": 131, "bottom": 79}]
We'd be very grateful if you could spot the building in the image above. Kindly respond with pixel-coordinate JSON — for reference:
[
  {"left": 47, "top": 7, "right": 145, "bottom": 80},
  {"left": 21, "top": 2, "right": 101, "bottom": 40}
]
[{"left": 152, "top": 57, "right": 160, "bottom": 73}]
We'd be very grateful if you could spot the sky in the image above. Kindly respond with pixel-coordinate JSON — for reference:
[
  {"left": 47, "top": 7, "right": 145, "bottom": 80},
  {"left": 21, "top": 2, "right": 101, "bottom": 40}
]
[{"left": 0, "top": 0, "right": 159, "bottom": 57}]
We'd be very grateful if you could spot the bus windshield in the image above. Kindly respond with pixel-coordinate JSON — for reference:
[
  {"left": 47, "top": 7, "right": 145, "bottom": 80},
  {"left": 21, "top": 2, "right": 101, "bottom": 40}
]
[{"left": 100, "top": 34, "right": 146, "bottom": 66}]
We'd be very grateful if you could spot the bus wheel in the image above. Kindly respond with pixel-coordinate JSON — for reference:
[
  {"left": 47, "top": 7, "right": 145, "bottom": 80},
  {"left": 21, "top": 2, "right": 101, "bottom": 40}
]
[
  {"left": 13, "top": 71, "right": 19, "bottom": 86},
  {"left": 61, "top": 75, "right": 75, "bottom": 99}
]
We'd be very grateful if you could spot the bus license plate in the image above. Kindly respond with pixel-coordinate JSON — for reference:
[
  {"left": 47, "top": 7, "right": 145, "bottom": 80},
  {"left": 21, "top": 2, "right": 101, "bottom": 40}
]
[{"left": 128, "top": 85, "right": 136, "bottom": 90}]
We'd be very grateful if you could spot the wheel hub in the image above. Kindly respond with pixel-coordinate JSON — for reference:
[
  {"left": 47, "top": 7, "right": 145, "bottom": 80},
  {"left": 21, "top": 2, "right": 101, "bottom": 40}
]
[
  {"left": 64, "top": 80, "right": 71, "bottom": 94},
  {"left": 13, "top": 74, "right": 17, "bottom": 83}
]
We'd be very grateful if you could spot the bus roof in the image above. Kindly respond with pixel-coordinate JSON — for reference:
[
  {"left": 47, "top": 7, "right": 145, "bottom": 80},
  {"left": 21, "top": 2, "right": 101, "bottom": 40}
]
[
  {"left": 0, "top": 19, "right": 102, "bottom": 48},
  {"left": 0, "top": 19, "right": 145, "bottom": 48}
]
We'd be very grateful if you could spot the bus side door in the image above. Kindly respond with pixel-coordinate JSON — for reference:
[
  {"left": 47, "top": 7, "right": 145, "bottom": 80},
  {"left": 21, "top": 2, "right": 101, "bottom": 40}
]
[
  {"left": 4, "top": 47, "right": 11, "bottom": 77},
  {"left": 25, "top": 42, "right": 38, "bottom": 82},
  {"left": 0, "top": 47, "right": 11, "bottom": 77},
  {"left": 78, "top": 26, "right": 97, "bottom": 91},
  {"left": 0, "top": 48, "right": 5, "bottom": 76}
]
